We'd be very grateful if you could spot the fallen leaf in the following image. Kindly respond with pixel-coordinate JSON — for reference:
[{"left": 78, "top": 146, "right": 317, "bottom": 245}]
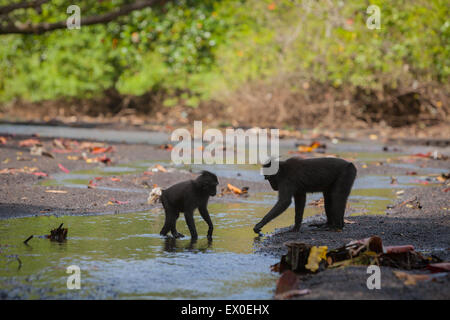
[
  {"left": 151, "top": 164, "right": 167, "bottom": 172},
  {"left": 0, "top": 136, "right": 7, "bottom": 144},
  {"left": 45, "top": 190, "right": 68, "bottom": 194},
  {"left": 426, "top": 262, "right": 450, "bottom": 273},
  {"left": 158, "top": 144, "right": 173, "bottom": 151},
  {"left": 305, "top": 246, "right": 328, "bottom": 272},
  {"left": 31, "top": 172, "right": 48, "bottom": 177},
  {"left": 384, "top": 245, "right": 414, "bottom": 254},
  {"left": 19, "top": 138, "right": 40, "bottom": 147},
  {"left": 87, "top": 180, "right": 97, "bottom": 189},
  {"left": 412, "top": 152, "right": 431, "bottom": 158},
  {"left": 393, "top": 271, "right": 430, "bottom": 285},
  {"left": 309, "top": 198, "right": 324, "bottom": 207},
  {"left": 110, "top": 198, "right": 129, "bottom": 205},
  {"left": 58, "top": 163, "right": 70, "bottom": 173},
  {"left": 227, "top": 183, "right": 244, "bottom": 194},
  {"left": 91, "top": 146, "right": 115, "bottom": 154}
]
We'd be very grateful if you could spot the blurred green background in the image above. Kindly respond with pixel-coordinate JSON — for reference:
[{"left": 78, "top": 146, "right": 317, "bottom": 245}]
[{"left": 0, "top": 0, "right": 448, "bottom": 127}]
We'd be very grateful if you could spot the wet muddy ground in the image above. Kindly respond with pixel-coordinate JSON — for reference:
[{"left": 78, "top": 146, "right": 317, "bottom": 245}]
[{"left": 0, "top": 129, "right": 449, "bottom": 299}]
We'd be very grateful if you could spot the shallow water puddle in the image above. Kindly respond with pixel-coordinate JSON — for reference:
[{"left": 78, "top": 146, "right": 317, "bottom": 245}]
[{"left": 0, "top": 200, "right": 293, "bottom": 299}]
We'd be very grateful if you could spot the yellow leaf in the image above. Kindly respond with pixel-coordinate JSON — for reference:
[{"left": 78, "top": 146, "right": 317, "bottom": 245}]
[{"left": 305, "top": 246, "right": 328, "bottom": 272}]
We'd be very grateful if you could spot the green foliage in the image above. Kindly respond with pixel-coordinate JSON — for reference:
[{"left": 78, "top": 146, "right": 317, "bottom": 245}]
[{"left": 0, "top": 0, "right": 448, "bottom": 105}]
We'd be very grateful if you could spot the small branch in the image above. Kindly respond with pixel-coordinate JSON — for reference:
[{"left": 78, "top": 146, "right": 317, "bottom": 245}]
[
  {"left": 0, "top": 0, "right": 167, "bottom": 35},
  {"left": 24, "top": 235, "right": 34, "bottom": 244},
  {"left": 0, "top": 0, "right": 48, "bottom": 15}
]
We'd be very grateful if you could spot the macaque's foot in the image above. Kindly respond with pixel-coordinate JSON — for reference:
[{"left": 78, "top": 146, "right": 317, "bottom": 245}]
[
  {"left": 312, "top": 224, "right": 342, "bottom": 232},
  {"left": 253, "top": 225, "right": 262, "bottom": 235},
  {"left": 326, "top": 225, "right": 343, "bottom": 232},
  {"left": 290, "top": 225, "right": 301, "bottom": 232},
  {"left": 172, "top": 232, "right": 185, "bottom": 238}
]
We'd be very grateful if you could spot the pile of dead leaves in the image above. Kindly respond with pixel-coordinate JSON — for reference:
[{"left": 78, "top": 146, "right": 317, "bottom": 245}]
[
  {"left": 271, "top": 236, "right": 448, "bottom": 298},
  {"left": 272, "top": 236, "right": 444, "bottom": 274}
]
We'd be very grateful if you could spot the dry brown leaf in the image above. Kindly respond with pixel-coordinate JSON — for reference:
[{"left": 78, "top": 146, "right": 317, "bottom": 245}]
[
  {"left": 45, "top": 190, "right": 68, "bottom": 194},
  {"left": 393, "top": 271, "right": 430, "bottom": 285}
]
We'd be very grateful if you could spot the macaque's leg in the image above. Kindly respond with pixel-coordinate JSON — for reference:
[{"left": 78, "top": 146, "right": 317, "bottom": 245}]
[
  {"left": 160, "top": 209, "right": 179, "bottom": 237},
  {"left": 184, "top": 210, "right": 198, "bottom": 240},
  {"left": 292, "top": 192, "right": 306, "bottom": 232},
  {"left": 170, "top": 212, "right": 184, "bottom": 238},
  {"left": 199, "top": 205, "right": 214, "bottom": 240},
  {"left": 324, "top": 164, "right": 357, "bottom": 229}
]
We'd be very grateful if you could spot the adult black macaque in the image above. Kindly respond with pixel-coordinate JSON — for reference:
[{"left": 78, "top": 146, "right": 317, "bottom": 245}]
[
  {"left": 160, "top": 171, "right": 218, "bottom": 240},
  {"left": 254, "top": 157, "right": 357, "bottom": 234}
]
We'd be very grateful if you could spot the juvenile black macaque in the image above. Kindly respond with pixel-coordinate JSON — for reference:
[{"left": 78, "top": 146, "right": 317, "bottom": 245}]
[
  {"left": 254, "top": 157, "right": 357, "bottom": 234},
  {"left": 160, "top": 171, "right": 218, "bottom": 240}
]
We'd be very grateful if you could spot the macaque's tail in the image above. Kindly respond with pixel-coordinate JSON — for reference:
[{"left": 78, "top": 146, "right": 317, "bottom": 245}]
[{"left": 147, "top": 187, "right": 163, "bottom": 204}]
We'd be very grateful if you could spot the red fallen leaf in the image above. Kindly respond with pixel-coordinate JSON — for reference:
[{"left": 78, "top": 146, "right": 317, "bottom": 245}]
[
  {"left": 52, "top": 148, "right": 80, "bottom": 154},
  {"left": 31, "top": 172, "right": 48, "bottom": 177},
  {"left": 384, "top": 245, "right": 414, "bottom": 254},
  {"left": 110, "top": 198, "right": 129, "bottom": 205},
  {"left": 143, "top": 171, "right": 154, "bottom": 175},
  {"left": 88, "top": 180, "right": 97, "bottom": 189},
  {"left": 443, "top": 187, "right": 450, "bottom": 192},
  {"left": 94, "top": 177, "right": 103, "bottom": 180},
  {"left": 19, "top": 138, "right": 40, "bottom": 147},
  {"left": 0, "top": 136, "right": 7, "bottom": 144},
  {"left": 91, "top": 146, "right": 115, "bottom": 154},
  {"left": 58, "top": 163, "right": 70, "bottom": 173},
  {"left": 413, "top": 180, "right": 429, "bottom": 185},
  {"left": 110, "top": 177, "right": 121, "bottom": 182},
  {"left": 426, "top": 262, "right": 450, "bottom": 273},
  {"left": 158, "top": 144, "right": 173, "bottom": 151},
  {"left": 412, "top": 152, "right": 431, "bottom": 158},
  {"left": 406, "top": 171, "right": 417, "bottom": 175}
]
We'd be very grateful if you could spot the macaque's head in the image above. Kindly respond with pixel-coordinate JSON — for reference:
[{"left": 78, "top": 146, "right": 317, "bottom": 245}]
[
  {"left": 195, "top": 171, "right": 219, "bottom": 196},
  {"left": 262, "top": 160, "right": 281, "bottom": 191}
]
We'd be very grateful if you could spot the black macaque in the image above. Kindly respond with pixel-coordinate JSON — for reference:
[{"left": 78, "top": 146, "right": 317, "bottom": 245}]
[
  {"left": 254, "top": 157, "right": 357, "bottom": 234},
  {"left": 160, "top": 171, "right": 218, "bottom": 240}
]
